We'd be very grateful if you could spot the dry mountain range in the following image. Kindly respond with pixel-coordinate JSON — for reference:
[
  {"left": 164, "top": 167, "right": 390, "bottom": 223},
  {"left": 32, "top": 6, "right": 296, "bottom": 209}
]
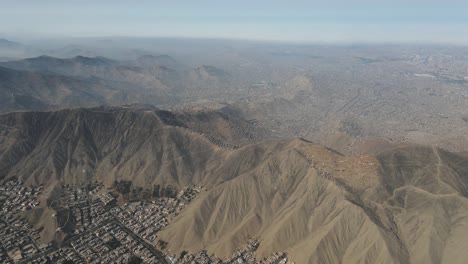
[
  {"left": 0, "top": 55, "right": 232, "bottom": 113},
  {"left": 2, "top": 51, "right": 468, "bottom": 156},
  {"left": 1, "top": 106, "right": 468, "bottom": 264}
]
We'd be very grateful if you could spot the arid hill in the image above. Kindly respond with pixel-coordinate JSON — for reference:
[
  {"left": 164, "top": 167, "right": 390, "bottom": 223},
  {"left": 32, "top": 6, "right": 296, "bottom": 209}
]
[
  {"left": 0, "top": 105, "right": 261, "bottom": 187},
  {"left": 0, "top": 55, "right": 238, "bottom": 113},
  {"left": 0, "top": 55, "right": 170, "bottom": 91},
  {"left": 1, "top": 107, "right": 467, "bottom": 263},
  {"left": 158, "top": 141, "right": 468, "bottom": 264},
  {"left": 0, "top": 66, "right": 146, "bottom": 113}
]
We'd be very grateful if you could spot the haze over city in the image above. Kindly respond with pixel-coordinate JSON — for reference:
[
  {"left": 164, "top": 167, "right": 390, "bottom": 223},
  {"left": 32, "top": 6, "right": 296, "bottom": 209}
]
[{"left": 2, "top": 0, "right": 468, "bottom": 43}]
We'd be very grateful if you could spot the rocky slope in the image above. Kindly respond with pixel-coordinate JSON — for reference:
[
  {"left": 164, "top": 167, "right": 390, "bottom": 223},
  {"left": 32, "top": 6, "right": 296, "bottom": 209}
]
[
  {"left": 1, "top": 107, "right": 467, "bottom": 263},
  {"left": 159, "top": 141, "right": 468, "bottom": 264},
  {"left": 0, "top": 106, "right": 262, "bottom": 187}
]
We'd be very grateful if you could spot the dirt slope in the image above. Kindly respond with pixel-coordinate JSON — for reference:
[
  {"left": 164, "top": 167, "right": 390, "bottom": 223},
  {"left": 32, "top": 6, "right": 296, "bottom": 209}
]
[
  {"left": 159, "top": 141, "right": 468, "bottom": 264},
  {"left": 1, "top": 107, "right": 468, "bottom": 263}
]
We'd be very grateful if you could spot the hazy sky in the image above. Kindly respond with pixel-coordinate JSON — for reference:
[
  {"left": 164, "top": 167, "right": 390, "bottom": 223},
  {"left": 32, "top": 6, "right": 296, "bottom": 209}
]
[{"left": 2, "top": 0, "right": 468, "bottom": 44}]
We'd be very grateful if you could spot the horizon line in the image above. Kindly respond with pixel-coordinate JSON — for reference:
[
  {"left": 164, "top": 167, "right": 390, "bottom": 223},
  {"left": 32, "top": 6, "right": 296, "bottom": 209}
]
[{"left": 4, "top": 34, "right": 468, "bottom": 48}]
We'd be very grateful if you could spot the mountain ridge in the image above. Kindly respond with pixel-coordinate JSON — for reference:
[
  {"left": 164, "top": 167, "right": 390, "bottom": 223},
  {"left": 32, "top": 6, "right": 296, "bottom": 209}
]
[{"left": 1, "top": 107, "right": 468, "bottom": 263}]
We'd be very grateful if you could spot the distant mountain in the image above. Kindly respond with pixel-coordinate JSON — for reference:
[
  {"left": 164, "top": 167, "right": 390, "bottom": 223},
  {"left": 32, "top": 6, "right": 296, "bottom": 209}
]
[
  {"left": 0, "top": 38, "right": 22, "bottom": 48},
  {"left": 191, "top": 64, "right": 230, "bottom": 80},
  {"left": 0, "top": 55, "right": 229, "bottom": 84},
  {"left": 0, "top": 55, "right": 116, "bottom": 74},
  {"left": 0, "top": 55, "right": 232, "bottom": 93},
  {"left": 0, "top": 55, "right": 239, "bottom": 109},
  {"left": 0, "top": 66, "right": 144, "bottom": 113},
  {"left": 135, "top": 54, "right": 179, "bottom": 68},
  {"left": 0, "top": 55, "right": 174, "bottom": 97},
  {"left": 39, "top": 44, "right": 97, "bottom": 58},
  {"left": 0, "top": 56, "right": 242, "bottom": 113}
]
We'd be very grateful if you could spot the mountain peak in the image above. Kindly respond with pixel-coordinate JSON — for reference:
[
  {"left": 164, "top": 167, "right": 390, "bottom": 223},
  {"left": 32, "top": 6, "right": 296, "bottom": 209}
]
[
  {"left": 136, "top": 54, "right": 178, "bottom": 67},
  {"left": 0, "top": 38, "right": 21, "bottom": 48},
  {"left": 194, "top": 65, "right": 230, "bottom": 78},
  {"left": 73, "top": 55, "right": 115, "bottom": 66}
]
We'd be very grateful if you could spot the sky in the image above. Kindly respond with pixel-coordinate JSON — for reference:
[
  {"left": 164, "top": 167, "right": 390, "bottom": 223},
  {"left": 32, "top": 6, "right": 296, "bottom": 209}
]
[{"left": 2, "top": 0, "right": 468, "bottom": 44}]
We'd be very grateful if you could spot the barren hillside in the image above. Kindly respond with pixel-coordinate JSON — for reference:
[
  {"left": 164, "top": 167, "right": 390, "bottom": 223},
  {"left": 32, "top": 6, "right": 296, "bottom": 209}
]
[{"left": 1, "top": 107, "right": 467, "bottom": 263}]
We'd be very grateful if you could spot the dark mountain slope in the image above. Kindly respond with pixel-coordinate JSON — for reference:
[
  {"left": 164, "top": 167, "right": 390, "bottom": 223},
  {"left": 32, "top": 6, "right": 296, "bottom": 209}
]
[
  {"left": 0, "top": 38, "right": 22, "bottom": 48},
  {"left": 0, "top": 106, "right": 262, "bottom": 187},
  {"left": 0, "top": 55, "right": 169, "bottom": 90},
  {"left": 0, "top": 55, "right": 237, "bottom": 112},
  {"left": 0, "top": 66, "right": 142, "bottom": 113}
]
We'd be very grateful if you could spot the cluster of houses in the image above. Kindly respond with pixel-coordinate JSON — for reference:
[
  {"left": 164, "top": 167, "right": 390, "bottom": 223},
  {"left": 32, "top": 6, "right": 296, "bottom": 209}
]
[
  {"left": 1, "top": 181, "right": 41, "bottom": 212},
  {"left": 0, "top": 181, "right": 43, "bottom": 263},
  {"left": 67, "top": 221, "right": 159, "bottom": 263},
  {"left": 173, "top": 238, "right": 293, "bottom": 264},
  {"left": 71, "top": 200, "right": 111, "bottom": 235},
  {"left": 0, "top": 180, "right": 293, "bottom": 264},
  {"left": 12, "top": 183, "right": 200, "bottom": 263},
  {"left": 29, "top": 247, "right": 82, "bottom": 264},
  {"left": 26, "top": 220, "right": 164, "bottom": 263},
  {"left": 111, "top": 187, "right": 200, "bottom": 244}
]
